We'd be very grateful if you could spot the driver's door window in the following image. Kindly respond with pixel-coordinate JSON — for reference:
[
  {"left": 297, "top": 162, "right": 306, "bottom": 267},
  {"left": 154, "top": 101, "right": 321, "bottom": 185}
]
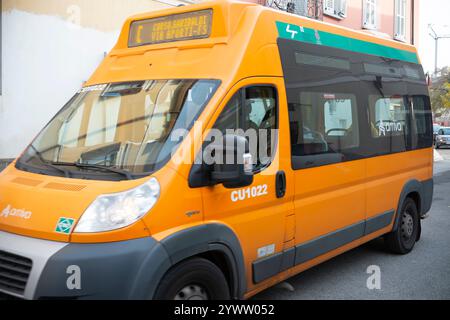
[{"left": 213, "top": 86, "right": 277, "bottom": 172}]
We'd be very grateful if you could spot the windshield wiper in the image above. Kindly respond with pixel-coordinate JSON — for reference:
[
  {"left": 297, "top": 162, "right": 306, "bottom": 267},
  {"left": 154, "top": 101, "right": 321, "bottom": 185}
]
[
  {"left": 28, "top": 145, "right": 71, "bottom": 178},
  {"left": 51, "top": 162, "right": 133, "bottom": 180}
]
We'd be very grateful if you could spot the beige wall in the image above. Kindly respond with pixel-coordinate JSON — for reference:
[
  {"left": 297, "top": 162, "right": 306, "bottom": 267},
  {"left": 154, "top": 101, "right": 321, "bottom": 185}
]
[{"left": 1, "top": 0, "right": 174, "bottom": 32}]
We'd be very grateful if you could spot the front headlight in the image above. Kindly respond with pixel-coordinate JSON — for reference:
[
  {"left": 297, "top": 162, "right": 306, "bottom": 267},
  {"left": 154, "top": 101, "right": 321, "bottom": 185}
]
[{"left": 74, "top": 178, "right": 160, "bottom": 233}]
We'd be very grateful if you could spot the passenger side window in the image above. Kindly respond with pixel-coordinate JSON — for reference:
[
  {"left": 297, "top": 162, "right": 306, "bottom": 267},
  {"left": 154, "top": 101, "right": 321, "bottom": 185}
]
[
  {"left": 367, "top": 95, "right": 409, "bottom": 154},
  {"left": 410, "top": 95, "right": 433, "bottom": 149},
  {"left": 290, "top": 92, "right": 360, "bottom": 168},
  {"left": 369, "top": 96, "right": 408, "bottom": 139},
  {"left": 213, "top": 86, "right": 278, "bottom": 171}
]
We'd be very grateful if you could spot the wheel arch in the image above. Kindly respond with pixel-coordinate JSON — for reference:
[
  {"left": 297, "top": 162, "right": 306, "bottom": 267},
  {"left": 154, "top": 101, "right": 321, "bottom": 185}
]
[
  {"left": 393, "top": 179, "right": 424, "bottom": 231},
  {"left": 158, "top": 223, "right": 247, "bottom": 300}
]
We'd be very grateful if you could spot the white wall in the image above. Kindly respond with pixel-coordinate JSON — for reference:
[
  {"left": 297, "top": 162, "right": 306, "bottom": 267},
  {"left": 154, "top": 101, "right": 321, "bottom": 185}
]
[{"left": 0, "top": 9, "right": 119, "bottom": 158}]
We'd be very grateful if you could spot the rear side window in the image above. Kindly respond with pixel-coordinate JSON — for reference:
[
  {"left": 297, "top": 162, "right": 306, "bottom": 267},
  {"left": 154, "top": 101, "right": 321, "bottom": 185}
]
[
  {"left": 411, "top": 95, "right": 433, "bottom": 148},
  {"left": 290, "top": 92, "right": 360, "bottom": 168},
  {"left": 278, "top": 38, "right": 431, "bottom": 170}
]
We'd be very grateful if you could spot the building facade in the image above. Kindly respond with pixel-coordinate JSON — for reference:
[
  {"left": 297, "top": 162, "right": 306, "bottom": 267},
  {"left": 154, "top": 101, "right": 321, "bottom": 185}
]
[
  {"left": 256, "top": 0, "right": 420, "bottom": 45},
  {"left": 0, "top": 0, "right": 188, "bottom": 160},
  {"left": 0, "top": 0, "right": 420, "bottom": 161}
]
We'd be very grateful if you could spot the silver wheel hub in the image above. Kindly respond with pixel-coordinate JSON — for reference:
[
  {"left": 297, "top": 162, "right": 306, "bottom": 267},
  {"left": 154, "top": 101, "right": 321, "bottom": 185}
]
[
  {"left": 401, "top": 213, "right": 414, "bottom": 238},
  {"left": 175, "top": 285, "right": 208, "bottom": 300}
]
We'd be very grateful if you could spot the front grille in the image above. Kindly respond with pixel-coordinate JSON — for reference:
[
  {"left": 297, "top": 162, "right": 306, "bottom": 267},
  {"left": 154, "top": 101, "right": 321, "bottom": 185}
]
[{"left": 0, "top": 250, "right": 33, "bottom": 296}]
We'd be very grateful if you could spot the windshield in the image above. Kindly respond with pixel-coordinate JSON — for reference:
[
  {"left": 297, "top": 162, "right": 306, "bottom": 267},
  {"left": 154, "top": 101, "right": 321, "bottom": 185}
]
[
  {"left": 433, "top": 125, "right": 441, "bottom": 133},
  {"left": 18, "top": 80, "right": 220, "bottom": 180}
]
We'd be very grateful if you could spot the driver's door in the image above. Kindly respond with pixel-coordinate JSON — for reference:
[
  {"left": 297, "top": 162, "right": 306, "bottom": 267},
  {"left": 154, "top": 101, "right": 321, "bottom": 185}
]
[{"left": 200, "top": 78, "right": 295, "bottom": 292}]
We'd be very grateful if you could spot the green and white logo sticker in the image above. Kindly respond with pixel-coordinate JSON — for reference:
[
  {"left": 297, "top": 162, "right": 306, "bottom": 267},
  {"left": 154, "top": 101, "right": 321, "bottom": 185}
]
[{"left": 55, "top": 217, "right": 75, "bottom": 234}]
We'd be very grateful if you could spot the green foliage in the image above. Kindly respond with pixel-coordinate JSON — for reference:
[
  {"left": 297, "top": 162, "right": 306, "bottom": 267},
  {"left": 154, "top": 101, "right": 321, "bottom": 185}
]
[{"left": 430, "top": 67, "right": 450, "bottom": 112}]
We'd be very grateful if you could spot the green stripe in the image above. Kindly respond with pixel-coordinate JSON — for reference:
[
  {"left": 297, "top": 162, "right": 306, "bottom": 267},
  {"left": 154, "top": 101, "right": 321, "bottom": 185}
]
[{"left": 276, "top": 21, "right": 419, "bottom": 64}]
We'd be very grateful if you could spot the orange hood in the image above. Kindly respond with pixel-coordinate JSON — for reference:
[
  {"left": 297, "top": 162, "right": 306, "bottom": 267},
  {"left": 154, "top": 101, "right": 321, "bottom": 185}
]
[{"left": 0, "top": 163, "right": 150, "bottom": 242}]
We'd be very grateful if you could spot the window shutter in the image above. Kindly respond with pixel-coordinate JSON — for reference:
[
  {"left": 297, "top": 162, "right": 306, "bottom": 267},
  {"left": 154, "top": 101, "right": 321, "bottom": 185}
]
[
  {"left": 324, "top": 0, "right": 335, "bottom": 15},
  {"left": 363, "top": 0, "right": 369, "bottom": 27},
  {"left": 338, "top": 0, "right": 347, "bottom": 17},
  {"left": 363, "top": 0, "right": 377, "bottom": 30}
]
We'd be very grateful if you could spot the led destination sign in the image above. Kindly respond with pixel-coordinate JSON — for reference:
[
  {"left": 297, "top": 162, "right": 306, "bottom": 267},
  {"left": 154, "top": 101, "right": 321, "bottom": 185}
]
[{"left": 128, "top": 9, "right": 213, "bottom": 47}]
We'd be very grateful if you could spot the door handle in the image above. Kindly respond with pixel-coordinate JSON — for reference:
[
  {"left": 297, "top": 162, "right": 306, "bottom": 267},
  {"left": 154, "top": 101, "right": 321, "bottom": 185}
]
[{"left": 276, "top": 171, "right": 286, "bottom": 199}]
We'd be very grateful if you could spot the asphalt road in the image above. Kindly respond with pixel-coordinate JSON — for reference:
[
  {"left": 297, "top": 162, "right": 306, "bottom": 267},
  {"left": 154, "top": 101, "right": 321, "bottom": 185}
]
[
  {"left": 1, "top": 150, "right": 449, "bottom": 300},
  {"left": 255, "top": 148, "right": 450, "bottom": 300}
]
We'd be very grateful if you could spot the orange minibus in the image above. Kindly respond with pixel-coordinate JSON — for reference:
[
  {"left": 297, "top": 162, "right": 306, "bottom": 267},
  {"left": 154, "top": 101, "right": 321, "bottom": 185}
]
[{"left": 0, "top": 0, "right": 433, "bottom": 300}]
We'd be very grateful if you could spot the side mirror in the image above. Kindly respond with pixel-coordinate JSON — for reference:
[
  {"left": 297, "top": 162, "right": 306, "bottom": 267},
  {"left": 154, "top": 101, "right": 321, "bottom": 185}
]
[{"left": 208, "top": 134, "right": 254, "bottom": 189}]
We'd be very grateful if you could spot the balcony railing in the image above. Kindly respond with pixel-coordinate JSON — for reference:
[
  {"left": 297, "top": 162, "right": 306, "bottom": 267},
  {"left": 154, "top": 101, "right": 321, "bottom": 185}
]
[{"left": 259, "top": 0, "right": 323, "bottom": 20}]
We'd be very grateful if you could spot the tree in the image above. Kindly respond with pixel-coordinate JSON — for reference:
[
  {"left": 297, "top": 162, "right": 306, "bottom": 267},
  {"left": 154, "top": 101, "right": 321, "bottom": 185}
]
[
  {"left": 430, "top": 67, "right": 450, "bottom": 113},
  {"left": 441, "top": 83, "right": 450, "bottom": 107}
]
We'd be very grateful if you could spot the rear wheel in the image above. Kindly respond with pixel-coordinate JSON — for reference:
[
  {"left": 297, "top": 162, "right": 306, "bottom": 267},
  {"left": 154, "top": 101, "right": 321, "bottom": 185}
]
[
  {"left": 385, "top": 198, "right": 419, "bottom": 254},
  {"left": 154, "top": 258, "right": 230, "bottom": 300}
]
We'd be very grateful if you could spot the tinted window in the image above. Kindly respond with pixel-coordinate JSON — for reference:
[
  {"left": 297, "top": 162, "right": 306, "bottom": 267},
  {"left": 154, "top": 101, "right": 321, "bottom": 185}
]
[
  {"left": 411, "top": 96, "right": 433, "bottom": 148},
  {"left": 280, "top": 39, "right": 365, "bottom": 169},
  {"left": 18, "top": 80, "right": 220, "bottom": 178},
  {"left": 290, "top": 92, "right": 360, "bottom": 168},
  {"left": 368, "top": 95, "right": 409, "bottom": 153},
  {"left": 213, "top": 86, "right": 278, "bottom": 171},
  {"left": 278, "top": 38, "right": 432, "bottom": 170}
]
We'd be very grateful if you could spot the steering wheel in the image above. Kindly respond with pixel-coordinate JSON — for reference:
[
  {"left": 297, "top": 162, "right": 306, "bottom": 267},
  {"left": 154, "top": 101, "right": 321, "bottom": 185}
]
[{"left": 326, "top": 128, "right": 349, "bottom": 136}]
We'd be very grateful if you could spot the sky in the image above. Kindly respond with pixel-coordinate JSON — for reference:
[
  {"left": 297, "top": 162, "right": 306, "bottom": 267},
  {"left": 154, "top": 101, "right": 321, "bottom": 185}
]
[{"left": 419, "top": 0, "right": 450, "bottom": 74}]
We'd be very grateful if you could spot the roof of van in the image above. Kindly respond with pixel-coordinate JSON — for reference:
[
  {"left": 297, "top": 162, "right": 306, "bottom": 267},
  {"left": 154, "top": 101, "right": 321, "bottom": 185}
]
[{"left": 86, "top": 0, "right": 420, "bottom": 86}]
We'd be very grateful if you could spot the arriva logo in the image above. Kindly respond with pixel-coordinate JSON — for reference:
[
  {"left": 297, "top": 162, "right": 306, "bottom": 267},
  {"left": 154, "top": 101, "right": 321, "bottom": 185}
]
[
  {"left": 378, "top": 120, "right": 404, "bottom": 137},
  {"left": 0, "top": 205, "right": 32, "bottom": 220}
]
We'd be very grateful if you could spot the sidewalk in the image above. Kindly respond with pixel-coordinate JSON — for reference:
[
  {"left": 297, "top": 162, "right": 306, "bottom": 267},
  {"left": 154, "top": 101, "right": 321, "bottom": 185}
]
[{"left": 434, "top": 150, "right": 444, "bottom": 162}]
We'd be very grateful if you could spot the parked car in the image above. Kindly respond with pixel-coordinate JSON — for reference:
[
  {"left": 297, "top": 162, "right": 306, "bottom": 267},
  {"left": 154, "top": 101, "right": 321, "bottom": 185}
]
[
  {"left": 433, "top": 124, "right": 442, "bottom": 145},
  {"left": 435, "top": 127, "right": 450, "bottom": 149}
]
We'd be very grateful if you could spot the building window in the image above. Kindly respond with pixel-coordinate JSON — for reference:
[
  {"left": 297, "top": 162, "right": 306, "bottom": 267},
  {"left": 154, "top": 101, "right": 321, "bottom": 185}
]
[
  {"left": 324, "top": 0, "right": 347, "bottom": 19},
  {"left": 394, "top": 0, "right": 407, "bottom": 41},
  {"left": 293, "top": 0, "right": 309, "bottom": 16},
  {"left": 363, "top": 0, "right": 377, "bottom": 30}
]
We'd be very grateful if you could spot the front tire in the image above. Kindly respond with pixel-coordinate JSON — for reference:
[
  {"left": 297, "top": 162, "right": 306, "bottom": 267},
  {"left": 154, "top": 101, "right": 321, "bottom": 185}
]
[
  {"left": 385, "top": 198, "right": 419, "bottom": 254},
  {"left": 154, "top": 258, "right": 230, "bottom": 300}
]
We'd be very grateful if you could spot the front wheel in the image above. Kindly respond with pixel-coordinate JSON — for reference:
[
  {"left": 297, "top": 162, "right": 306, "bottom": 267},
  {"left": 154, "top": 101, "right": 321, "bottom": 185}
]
[
  {"left": 385, "top": 198, "right": 419, "bottom": 254},
  {"left": 154, "top": 258, "right": 230, "bottom": 300},
  {"left": 435, "top": 144, "right": 440, "bottom": 149}
]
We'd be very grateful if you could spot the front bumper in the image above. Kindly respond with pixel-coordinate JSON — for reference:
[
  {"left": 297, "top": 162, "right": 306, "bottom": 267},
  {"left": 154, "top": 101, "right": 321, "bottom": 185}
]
[{"left": 0, "top": 231, "right": 171, "bottom": 300}]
